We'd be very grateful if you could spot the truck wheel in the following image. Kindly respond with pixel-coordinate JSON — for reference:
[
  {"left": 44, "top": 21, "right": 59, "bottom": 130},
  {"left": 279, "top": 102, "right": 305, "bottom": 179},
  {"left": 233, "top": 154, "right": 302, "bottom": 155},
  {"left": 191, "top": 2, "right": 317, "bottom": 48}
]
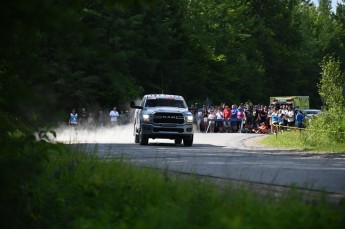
[
  {"left": 183, "top": 135, "right": 193, "bottom": 147},
  {"left": 139, "top": 129, "right": 148, "bottom": 145},
  {"left": 134, "top": 133, "right": 139, "bottom": 143},
  {"left": 134, "top": 125, "right": 140, "bottom": 143},
  {"left": 174, "top": 138, "right": 182, "bottom": 145}
]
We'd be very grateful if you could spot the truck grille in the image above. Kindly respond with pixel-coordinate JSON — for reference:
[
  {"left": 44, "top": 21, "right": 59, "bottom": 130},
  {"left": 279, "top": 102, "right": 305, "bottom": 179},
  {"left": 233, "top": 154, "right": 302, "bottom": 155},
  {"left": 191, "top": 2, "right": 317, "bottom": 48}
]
[
  {"left": 153, "top": 113, "right": 184, "bottom": 124},
  {"left": 153, "top": 128, "right": 184, "bottom": 133}
]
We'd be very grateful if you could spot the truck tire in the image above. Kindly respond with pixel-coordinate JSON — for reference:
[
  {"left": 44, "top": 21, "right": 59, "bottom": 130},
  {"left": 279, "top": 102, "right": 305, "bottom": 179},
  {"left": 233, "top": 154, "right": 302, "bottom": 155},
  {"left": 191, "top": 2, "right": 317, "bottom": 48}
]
[
  {"left": 135, "top": 133, "right": 139, "bottom": 143},
  {"left": 139, "top": 129, "right": 148, "bottom": 145},
  {"left": 134, "top": 125, "right": 140, "bottom": 143},
  {"left": 183, "top": 135, "right": 193, "bottom": 147},
  {"left": 174, "top": 138, "right": 182, "bottom": 145}
]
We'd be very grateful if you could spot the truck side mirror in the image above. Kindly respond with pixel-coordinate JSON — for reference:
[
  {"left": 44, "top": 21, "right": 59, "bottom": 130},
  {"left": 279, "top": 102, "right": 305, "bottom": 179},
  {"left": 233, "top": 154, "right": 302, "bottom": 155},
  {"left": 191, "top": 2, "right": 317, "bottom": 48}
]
[{"left": 130, "top": 101, "right": 143, "bottom": 109}]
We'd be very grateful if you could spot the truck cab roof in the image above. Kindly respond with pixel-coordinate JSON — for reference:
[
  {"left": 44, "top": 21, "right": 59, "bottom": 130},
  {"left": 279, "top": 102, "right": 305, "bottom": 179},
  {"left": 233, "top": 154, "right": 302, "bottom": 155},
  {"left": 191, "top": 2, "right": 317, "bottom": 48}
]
[{"left": 144, "top": 94, "right": 184, "bottom": 100}]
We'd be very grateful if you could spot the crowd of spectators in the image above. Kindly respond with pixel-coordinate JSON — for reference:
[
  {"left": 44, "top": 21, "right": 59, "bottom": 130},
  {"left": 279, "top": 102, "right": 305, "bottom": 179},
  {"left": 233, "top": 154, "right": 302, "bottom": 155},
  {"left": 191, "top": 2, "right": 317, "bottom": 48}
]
[
  {"left": 67, "top": 101, "right": 304, "bottom": 134},
  {"left": 68, "top": 107, "right": 130, "bottom": 128},
  {"left": 191, "top": 102, "right": 303, "bottom": 134}
]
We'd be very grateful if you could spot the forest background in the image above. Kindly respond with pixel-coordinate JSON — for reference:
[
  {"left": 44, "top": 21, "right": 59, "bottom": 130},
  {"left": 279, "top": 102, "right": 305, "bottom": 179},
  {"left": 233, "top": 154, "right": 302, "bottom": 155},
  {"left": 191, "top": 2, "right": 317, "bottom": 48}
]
[{"left": 1, "top": 0, "right": 345, "bottom": 126}]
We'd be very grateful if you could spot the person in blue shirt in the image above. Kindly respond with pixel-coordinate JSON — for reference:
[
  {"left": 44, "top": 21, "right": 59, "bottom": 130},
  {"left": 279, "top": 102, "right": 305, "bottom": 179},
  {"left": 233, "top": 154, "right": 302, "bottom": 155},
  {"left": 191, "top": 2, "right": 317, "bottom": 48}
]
[
  {"left": 271, "top": 108, "right": 279, "bottom": 134},
  {"left": 231, "top": 105, "right": 238, "bottom": 132},
  {"left": 295, "top": 110, "right": 304, "bottom": 129},
  {"left": 69, "top": 109, "right": 78, "bottom": 125}
]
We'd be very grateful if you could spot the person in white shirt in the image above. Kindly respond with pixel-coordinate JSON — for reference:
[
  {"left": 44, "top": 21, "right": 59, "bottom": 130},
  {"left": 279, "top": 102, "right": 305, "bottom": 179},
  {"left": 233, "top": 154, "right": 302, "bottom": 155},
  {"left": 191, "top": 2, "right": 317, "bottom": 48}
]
[
  {"left": 207, "top": 110, "right": 216, "bottom": 133},
  {"left": 109, "top": 107, "right": 119, "bottom": 127},
  {"left": 286, "top": 106, "right": 295, "bottom": 127},
  {"left": 215, "top": 108, "right": 224, "bottom": 133}
]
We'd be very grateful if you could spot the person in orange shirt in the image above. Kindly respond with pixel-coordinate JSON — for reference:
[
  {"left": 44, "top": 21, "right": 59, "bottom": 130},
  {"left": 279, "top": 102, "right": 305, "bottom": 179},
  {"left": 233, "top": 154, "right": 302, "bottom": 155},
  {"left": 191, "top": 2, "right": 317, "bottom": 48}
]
[{"left": 254, "top": 122, "right": 268, "bottom": 134}]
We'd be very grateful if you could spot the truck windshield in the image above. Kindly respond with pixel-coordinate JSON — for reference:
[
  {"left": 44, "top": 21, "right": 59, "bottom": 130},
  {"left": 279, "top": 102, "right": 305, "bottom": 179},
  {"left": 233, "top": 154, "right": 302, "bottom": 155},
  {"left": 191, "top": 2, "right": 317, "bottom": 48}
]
[{"left": 145, "top": 99, "right": 187, "bottom": 108}]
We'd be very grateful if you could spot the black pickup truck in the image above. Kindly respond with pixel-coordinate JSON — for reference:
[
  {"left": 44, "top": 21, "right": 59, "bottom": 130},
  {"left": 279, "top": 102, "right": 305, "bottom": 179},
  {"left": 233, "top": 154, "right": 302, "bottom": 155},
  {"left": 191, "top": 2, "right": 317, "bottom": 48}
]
[{"left": 130, "top": 94, "right": 194, "bottom": 146}]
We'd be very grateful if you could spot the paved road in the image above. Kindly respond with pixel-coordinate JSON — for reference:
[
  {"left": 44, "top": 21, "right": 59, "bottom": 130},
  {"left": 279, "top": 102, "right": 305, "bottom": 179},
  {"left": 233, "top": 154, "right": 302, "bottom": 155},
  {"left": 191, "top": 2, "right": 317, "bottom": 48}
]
[{"left": 56, "top": 126, "right": 345, "bottom": 194}]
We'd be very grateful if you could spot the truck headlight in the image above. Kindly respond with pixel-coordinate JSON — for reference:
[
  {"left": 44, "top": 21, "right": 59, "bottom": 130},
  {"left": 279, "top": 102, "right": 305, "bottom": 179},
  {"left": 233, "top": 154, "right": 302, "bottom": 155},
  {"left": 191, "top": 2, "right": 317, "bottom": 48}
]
[
  {"left": 143, "top": 114, "right": 150, "bottom": 122},
  {"left": 185, "top": 115, "right": 193, "bottom": 123}
]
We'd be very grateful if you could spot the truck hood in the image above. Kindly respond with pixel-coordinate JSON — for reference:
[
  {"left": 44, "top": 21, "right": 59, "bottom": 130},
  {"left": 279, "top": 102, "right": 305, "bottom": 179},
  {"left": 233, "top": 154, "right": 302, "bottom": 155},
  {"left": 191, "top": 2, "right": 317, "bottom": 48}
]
[{"left": 144, "top": 107, "right": 191, "bottom": 115}]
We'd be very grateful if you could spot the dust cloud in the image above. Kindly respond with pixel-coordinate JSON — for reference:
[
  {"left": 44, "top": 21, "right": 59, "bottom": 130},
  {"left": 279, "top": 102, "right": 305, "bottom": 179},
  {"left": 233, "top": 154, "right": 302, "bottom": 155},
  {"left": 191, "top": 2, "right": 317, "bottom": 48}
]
[
  {"left": 55, "top": 124, "right": 135, "bottom": 144},
  {"left": 54, "top": 124, "right": 258, "bottom": 147}
]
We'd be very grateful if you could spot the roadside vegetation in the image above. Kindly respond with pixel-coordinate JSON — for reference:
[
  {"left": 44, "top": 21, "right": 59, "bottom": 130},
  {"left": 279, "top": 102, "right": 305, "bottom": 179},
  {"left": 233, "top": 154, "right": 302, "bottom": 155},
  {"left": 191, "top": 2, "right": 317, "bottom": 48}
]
[
  {"left": 1, "top": 109, "right": 344, "bottom": 228},
  {"left": 1, "top": 117, "right": 345, "bottom": 228},
  {"left": 261, "top": 131, "right": 345, "bottom": 153},
  {"left": 1, "top": 107, "right": 345, "bottom": 229},
  {"left": 262, "top": 56, "right": 345, "bottom": 154}
]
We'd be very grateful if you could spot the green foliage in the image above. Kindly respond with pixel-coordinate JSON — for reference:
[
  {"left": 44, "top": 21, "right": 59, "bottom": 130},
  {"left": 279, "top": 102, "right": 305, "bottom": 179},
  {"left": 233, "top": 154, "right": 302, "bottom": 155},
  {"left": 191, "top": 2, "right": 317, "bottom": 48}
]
[
  {"left": 305, "top": 56, "right": 345, "bottom": 143},
  {"left": 1, "top": 0, "right": 345, "bottom": 124},
  {"left": 0, "top": 112, "right": 64, "bottom": 228},
  {"left": 262, "top": 131, "right": 345, "bottom": 153},
  {"left": 318, "top": 56, "right": 345, "bottom": 109},
  {"left": 7, "top": 150, "right": 343, "bottom": 228}
]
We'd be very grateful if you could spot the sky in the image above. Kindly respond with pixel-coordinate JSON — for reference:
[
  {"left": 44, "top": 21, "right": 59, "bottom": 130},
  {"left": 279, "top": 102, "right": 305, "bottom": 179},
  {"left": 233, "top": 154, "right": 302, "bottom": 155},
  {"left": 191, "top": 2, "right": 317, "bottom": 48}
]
[{"left": 311, "top": 0, "right": 340, "bottom": 11}]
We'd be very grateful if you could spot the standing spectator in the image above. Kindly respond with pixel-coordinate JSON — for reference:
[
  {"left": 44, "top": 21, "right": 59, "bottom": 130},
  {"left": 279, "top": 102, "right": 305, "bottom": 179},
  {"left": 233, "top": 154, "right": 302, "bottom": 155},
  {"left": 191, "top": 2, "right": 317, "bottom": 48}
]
[
  {"left": 231, "top": 105, "right": 238, "bottom": 132},
  {"left": 244, "top": 104, "right": 253, "bottom": 130},
  {"left": 203, "top": 105, "right": 209, "bottom": 132},
  {"left": 236, "top": 105, "right": 244, "bottom": 132},
  {"left": 295, "top": 110, "right": 304, "bottom": 129},
  {"left": 79, "top": 107, "right": 87, "bottom": 127},
  {"left": 119, "top": 110, "right": 129, "bottom": 125},
  {"left": 207, "top": 110, "right": 216, "bottom": 133},
  {"left": 223, "top": 105, "right": 231, "bottom": 132},
  {"left": 215, "top": 107, "right": 224, "bottom": 133},
  {"left": 98, "top": 110, "right": 105, "bottom": 127},
  {"left": 124, "top": 111, "right": 130, "bottom": 124},
  {"left": 87, "top": 113, "right": 95, "bottom": 128},
  {"left": 282, "top": 105, "right": 289, "bottom": 127},
  {"left": 195, "top": 108, "right": 204, "bottom": 131},
  {"left": 278, "top": 109, "right": 285, "bottom": 132},
  {"left": 286, "top": 106, "right": 295, "bottom": 127},
  {"left": 119, "top": 110, "right": 125, "bottom": 125},
  {"left": 69, "top": 109, "right": 78, "bottom": 126},
  {"left": 109, "top": 107, "right": 119, "bottom": 127},
  {"left": 253, "top": 105, "right": 259, "bottom": 129},
  {"left": 271, "top": 108, "right": 279, "bottom": 134},
  {"left": 195, "top": 108, "right": 204, "bottom": 132},
  {"left": 258, "top": 106, "right": 268, "bottom": 126},
  {"left": 266, "top": 106, "right": 273, "bottom": 131}
]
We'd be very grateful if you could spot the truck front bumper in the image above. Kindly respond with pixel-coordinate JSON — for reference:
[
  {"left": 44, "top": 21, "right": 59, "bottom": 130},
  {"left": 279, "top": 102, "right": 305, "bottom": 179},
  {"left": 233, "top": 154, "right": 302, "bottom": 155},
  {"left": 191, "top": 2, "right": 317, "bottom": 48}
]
[{"left": 141, "top": 123, "right": 193, "bottom": 139}]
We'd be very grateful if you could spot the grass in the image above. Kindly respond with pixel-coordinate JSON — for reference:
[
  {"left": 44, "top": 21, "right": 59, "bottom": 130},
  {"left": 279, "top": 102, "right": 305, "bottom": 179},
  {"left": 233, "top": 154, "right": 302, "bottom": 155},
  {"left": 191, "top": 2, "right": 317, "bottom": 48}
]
[
  {"left": 2, "top": 149, "right": 344, "bottom": 229},
  {"left": 261, "top": 130, "right": 345, "bottom": 153}
]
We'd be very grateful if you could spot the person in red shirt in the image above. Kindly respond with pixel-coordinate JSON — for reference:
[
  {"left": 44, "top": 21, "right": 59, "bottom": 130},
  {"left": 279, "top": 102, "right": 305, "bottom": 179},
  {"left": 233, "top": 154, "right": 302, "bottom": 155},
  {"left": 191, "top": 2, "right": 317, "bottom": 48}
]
[{"left": 223, "top": 105, "right": 231, "bottom": 132}]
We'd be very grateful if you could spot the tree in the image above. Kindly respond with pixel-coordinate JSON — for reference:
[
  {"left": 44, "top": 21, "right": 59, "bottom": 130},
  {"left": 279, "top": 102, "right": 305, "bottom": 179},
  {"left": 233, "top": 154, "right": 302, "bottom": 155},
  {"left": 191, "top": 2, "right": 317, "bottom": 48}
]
[
  {"left": 306, "top": 56, "right": 345, "bottom": 143},
  {"left": 318, "top": 56, "right": 345, "bottom": 110}
]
